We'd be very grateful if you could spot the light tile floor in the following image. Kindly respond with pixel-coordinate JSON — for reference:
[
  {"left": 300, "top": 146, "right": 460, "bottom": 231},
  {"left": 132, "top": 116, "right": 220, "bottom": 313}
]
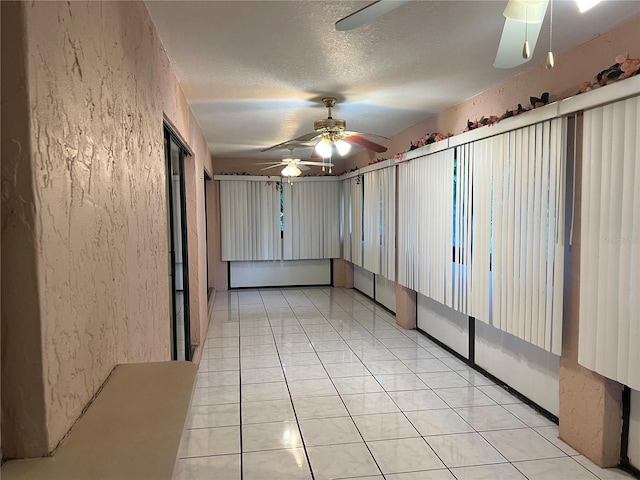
[{"left": 175, "top": 287, "right": 634, "bottom": 480}]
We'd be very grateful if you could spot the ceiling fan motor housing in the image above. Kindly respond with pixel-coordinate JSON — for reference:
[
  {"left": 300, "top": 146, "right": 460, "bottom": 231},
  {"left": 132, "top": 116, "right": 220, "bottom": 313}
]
[{"left": 314, "top": 117, "right": 346, "bottom": 133}]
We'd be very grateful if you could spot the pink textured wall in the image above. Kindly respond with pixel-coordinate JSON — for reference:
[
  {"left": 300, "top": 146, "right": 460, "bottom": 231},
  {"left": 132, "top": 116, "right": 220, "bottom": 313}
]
[
  {"left": 344, "top": 14, "right": 640, "bottom": 171},
  {"left": 1, "top": 0, "right": 214, "bottom": 457}
]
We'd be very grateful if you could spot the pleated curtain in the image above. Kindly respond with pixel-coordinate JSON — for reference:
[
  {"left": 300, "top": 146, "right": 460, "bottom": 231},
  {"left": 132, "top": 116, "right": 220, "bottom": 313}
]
[
  {"left": 219, "top": 180, "right": 281, "bottom": 261},
  {"left": 283, "top": 181, "right": 341, "bottom": 260},
  {"left": 363, "top": 168, "right": 396, "bottom": 281},
  {"left": 342, "top": 178, "right": 363, "bottom": 266},
  {"left": 578, "top": 95, "right": 640, "bottom": 390}
]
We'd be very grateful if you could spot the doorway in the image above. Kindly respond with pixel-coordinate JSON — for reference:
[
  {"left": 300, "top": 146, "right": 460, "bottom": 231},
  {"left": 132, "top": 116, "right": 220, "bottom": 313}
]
[{"left": 164, "top": 126, "right": 192, "bottom": 361}]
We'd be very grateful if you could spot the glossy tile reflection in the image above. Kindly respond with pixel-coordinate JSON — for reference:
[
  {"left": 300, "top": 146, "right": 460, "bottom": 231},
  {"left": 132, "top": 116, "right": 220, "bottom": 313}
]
[{"left": 177, "top": 287, "right": 632, "bottom": 480}]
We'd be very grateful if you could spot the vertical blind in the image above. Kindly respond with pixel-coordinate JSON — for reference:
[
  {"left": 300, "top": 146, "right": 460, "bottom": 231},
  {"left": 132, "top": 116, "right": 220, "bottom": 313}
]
[
  {"left": 342, "top": 178, "right": 363, "bottom": 266},
  {"left": 219, "top": 179, "right": 281, "bottom": 261},
  {"left": 363, "top": 168, "right": 396, "bottom": 281},
  {"left": 397, "top": 150, "right": 455, "bottom": 305},
  {"left": 477, "top": 119, "right": 567, "bottom": 355},
  {"left": 579, "top": 96, "right": 640, "bottom": 390},
  {"left": 283, "top": 180, "right": 341, "bottom": 260},
  {"left": 398, "top": 119, "right": 566, "bottom": 355}
]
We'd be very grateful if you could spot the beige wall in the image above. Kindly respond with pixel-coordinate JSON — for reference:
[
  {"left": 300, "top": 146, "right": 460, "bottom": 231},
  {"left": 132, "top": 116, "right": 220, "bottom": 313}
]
[{"left": 1, "top": 0, "right": 214, "bottom": 458}]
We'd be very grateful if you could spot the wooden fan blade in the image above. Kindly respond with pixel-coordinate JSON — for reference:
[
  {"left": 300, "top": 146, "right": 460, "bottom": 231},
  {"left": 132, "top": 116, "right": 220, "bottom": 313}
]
[
  {"left": 261, "top": 132, "right": 321, "bottom": 152},
  {"left": 295, "top": 132, "right": 322, "bottom": 142},
  {"left": 345, "top": 135, "right": 388, "bottom": 153},
  {"left": 344, "top": 130, "right": 390, "bottom": 141}
]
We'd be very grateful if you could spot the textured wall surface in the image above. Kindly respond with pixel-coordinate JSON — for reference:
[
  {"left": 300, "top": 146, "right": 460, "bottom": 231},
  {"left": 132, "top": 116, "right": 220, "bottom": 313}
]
[
  {"left": 1, "top": 1, "right": 50, "bottom": 456},
  {"left": 1, "top": 0, "right": 213, "bottom": 457},
  {"left": 344, "top": 15, "right": 640, "bottom": 170},
  {"left": 558, "top": 116, "right": 623, "bottom": 466}
]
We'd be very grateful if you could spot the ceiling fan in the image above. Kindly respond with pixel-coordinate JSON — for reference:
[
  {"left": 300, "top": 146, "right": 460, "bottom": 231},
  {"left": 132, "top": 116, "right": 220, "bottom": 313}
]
[
  {"left": 261, "top": 97, "right": 389, "bottom": 159},
  {"left": 494, "top": 0, "right": 550, "bottom": 69},
  {"left": 495, "top": 0, "right": 603, "bottom": 69},
  {"left": 256, "top": 146, "right": 334, "bottom": 177},
  {"left": 334, "top": 0, "right": 410, "bottom": 31}
]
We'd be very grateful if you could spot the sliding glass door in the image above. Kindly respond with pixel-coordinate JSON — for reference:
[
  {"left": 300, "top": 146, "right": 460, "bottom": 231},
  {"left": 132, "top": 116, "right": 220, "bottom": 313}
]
[{"left": 164, "top": 126, "right": 191, "bottom": 361}]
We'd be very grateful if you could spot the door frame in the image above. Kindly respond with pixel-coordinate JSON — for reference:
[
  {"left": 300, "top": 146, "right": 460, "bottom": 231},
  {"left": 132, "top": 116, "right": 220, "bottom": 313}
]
[{"left": 163, "top": 123, "right": 192, "bottom": 361}]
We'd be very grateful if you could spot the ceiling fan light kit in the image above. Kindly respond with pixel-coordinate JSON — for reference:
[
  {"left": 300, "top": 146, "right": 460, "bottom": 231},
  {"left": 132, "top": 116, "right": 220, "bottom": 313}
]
[
  {"left": 261, "top": 97, "right": 389, "bottom": 175},
  {"left": 281, "top": 162, "right": 302, "bottom": 178}
]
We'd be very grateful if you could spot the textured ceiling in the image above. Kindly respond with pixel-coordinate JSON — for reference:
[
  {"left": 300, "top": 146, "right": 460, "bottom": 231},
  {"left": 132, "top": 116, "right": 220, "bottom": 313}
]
[{"left": 146, "top": 0, "right": 640, "bottom": 161}]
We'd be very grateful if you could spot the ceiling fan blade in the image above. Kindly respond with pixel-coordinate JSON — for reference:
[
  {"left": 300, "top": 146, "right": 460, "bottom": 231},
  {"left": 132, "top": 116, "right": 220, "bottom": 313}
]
[
  {"left": 298, "top": 161, "right": 335, "bottom": 167},
  {"left": 344, "top": 130, "right": 391, "bottom": 141},
  {"left": 255, "top": 161, "right": 285, "bottom": 165},
  {"left": 295, "top": 132, "right": 322, "bottom": 142},
  {"left": 335, "top": 0, "right": 410, "bottom": 31},
  {"left": 494, "top": 0, "right": 548, "bottom": 69},
  {"left": 345, "top": 135, "right": 388, "bottom": 153},
  {"left": 261, "top": 164, "right": 286, "bottom": 171},
  {"left": 298, "top": 165, "right": 310, "bottom": 171}
]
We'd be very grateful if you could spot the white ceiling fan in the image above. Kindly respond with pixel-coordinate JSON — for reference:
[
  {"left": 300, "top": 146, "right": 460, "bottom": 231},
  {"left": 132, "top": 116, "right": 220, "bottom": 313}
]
[
  {"left": 494, "top": 0, "right": 549, "bottom": 69},
  {"left": 256, "top": 146, "right": 334, "bottom": 177},
  {"left": 495, "top": 0, "right": 604, "bottom": 69},
  {"left": 335, "top": 0, "right": 409, "bottom": 31}
]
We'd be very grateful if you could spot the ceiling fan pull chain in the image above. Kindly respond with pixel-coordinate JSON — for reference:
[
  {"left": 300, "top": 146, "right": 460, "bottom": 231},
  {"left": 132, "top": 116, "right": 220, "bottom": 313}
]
[
  {"left": 546, "top": 0, "right": 555, "bottom": 69},
  {"left": 522, "top": 5, "right": 530, "bottom": 59}
]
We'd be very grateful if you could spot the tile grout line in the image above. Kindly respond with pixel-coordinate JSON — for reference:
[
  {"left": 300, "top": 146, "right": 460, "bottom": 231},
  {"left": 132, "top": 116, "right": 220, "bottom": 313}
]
[
  {"left": 298, "top": 287, "right": 392, "bottom": 479},
  {"left": 235, "top": 293, "right": 244, "bottom": 480},
  {"left": 263, "top": 289, "right": 317, "bottom": 480},
  {"left": 222, "top": 288, "right": 594, "bottom": 479}
]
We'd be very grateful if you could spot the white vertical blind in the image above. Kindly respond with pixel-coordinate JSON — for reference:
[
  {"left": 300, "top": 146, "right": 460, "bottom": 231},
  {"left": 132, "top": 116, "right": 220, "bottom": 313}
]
[
  {"left": 342, "top": 179, "right": 351, "bottom": 262},
  {"left": 579, "top": 96, "right": 640, "bottom": 390},
  {"left": 382, "top": 167, "right": 396, "bottom": 281},
  {"left": 283, "top": 180, "right": 341, "bottom": 260},
  {"left": 363, "top": 168, "right": 396, "bottom": 280},
  {"left": 219, "top": 179, "right": 281, "bottom": 261},
  {"left": 341, "top": 177, "right": 363, "bottom": 266},
  {"left": 397, "top": 150, "right": 455, "bottom": 304},
  {"left": 481, "top": 118, "right": 566, "bottom": 355}
]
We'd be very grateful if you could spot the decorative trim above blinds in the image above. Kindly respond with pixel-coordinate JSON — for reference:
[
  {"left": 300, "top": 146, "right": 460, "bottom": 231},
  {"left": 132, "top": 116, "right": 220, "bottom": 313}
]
[
  {"left": 219, "top": 179, "right": 281, "bottom": 261},
  {"left": 578, "top": 95, "right": 640, "bottom": 390},
  {"left": 283, "top": 180, "right": 341, "bottom": 260}
]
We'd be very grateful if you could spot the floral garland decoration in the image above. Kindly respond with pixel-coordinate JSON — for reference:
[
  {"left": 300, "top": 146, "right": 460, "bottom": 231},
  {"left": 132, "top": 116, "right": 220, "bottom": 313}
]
[
  {"left": 393, "top": 132, "right": 453, "bottom": 160},
  {"left": 578, "top": 52, "right": 640, "bottom": 94},
  {"left": 465, "top": 92, "right": 550, "bottom": 132}
]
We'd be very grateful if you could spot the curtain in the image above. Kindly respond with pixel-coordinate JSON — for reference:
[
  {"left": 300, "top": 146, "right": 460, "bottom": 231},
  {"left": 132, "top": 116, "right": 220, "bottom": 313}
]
[
  {"left": 482, "top": 118, "right": 566, "bottom": 355},
  {"left": 579, "top": 96, "right": 640, "bottom": 390},
  {"left": 219, "top": 179, "right": 281, "bottom": 261},
  {"left": 397, "top": 150, "right": 455, "bottom": 304},
  {"left": 283, "top": 180, "right": 341, "bottom": 260},
  {"left": 341, "top": 177, "right": 363, "bottom": 266},
  {"left": 363, "top": 168, "right": 396, "bottom": 280}
]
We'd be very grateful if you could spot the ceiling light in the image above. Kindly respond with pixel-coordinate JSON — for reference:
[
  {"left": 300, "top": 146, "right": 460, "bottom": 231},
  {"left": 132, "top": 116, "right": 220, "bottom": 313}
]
[
  {"left": 503, "top": 0, "right": 547, "bottom": 23},
  {"left": 334, "top": 139, "right": 351, "bottom": 156},
  {"left": 281, "top": 162, "right": 301, "bottom": 177},
  {"left": 315, "top": 137, "right": 332, "bottom": 158},
  {"left": 575, "top": 0, "right": 602, "bottom": 12}
]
